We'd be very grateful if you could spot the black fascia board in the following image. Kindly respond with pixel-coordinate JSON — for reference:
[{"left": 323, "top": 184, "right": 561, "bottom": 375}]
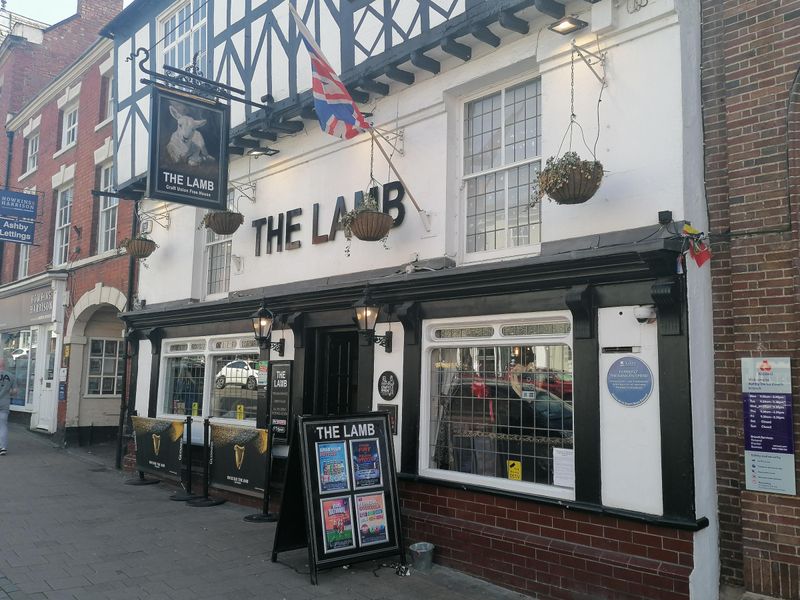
[
  {"left": 120, "top": 226, "right": 684, "bottom": 330},
  {"left": 232, "top": 0, "right": 539, "bottom": 139}
]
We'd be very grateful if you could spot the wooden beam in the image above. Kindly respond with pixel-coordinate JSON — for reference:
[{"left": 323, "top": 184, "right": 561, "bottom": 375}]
[
  {"left": 534, "top": 0, "right": 565, "bottom": 19},
  {"left": 267, "top": 119, "right": 304, "bottom": 134},
  {"left": 359, "top": 77, "right": 390, "bottom": 96},
  {"left": 499, "top": 10, "right": 529, "bottom": 34},
  {"left": 410, "top": 51, "right": 440, "bottom": 74},
  {"left": 300, "top": 105, "right": 317, "bottom": 120},
  {"left": 346, "top": 87, "right": 370, "bottom": 104},
  {"left": 229, "top": 146, "right": 245, "bottom": 155},
  {"left": 249, "top": 130, "right": 277, "bottom": 141},
  {"left": 441, "top": 37, "right": 472, "bottom": 61},
  {"left": 385, "top": 65, "right": 414, "bottom": 85},
  {"left": 471, "top": 26, "right": 500, "bottom": 47}
]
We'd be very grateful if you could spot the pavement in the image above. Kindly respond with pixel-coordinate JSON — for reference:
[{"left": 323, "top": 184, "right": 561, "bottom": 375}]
[{"left": 0, "top": 423, "right": 532, "bottom": 600}]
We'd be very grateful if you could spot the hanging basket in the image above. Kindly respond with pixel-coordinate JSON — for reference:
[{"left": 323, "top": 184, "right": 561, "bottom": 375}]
[
  {"left": 349, "top": 210, "right": 393, "bottom": 241},
  {"left": 203, "top": 211, "right": 244, "bottom": 235},
  {"left": 538, "top": 153, "right": 604, "bottom": 205},
  {"left": 123, "top": 238, "right": 157, "bottom": 259}
]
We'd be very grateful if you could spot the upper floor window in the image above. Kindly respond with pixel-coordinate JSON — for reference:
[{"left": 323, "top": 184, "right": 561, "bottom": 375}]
[
  {"left": 17, "top": 243, "right": 29, "bottom": 279},
  {"left": 25, "top": 132, "right": 39, "bottom": 173},
  {"left": 205, "top": 189, "right": 234, "bottom": 296},
  {"left": 53, "top": 185, "right": 73, "bottom": 266},
  {"left": 61, "top": 105, "right": 79, "bottom": 148},
  {"left": 98, "top": 164, "right": 118, "bottom": 253},
  {"left": 162, "top": 0, "right": 207, "bottom": 72},
  {"left": 463, "top": 79, "right": 542, "bottom": 257},
  {"left": 101, "top": 74, "right": 114, "bottom": 122}
]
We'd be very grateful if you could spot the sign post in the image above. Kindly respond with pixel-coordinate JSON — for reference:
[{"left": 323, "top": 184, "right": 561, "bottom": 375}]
[
  {"left": 742, "top": 357, "right": 796, "bottom": 495},
  {"left": 272, "top": 412, "right": 405, "bottom": 584}
]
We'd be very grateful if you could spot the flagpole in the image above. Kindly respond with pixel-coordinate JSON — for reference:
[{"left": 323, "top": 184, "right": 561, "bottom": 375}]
[{"left": 370, "top": 130, "right": 431, "bottom": 232}]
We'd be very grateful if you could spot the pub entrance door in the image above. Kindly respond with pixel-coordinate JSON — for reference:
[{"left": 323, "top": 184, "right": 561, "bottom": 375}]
[{"left": 315, "top": 331, "right": 359, "bottom": 416}]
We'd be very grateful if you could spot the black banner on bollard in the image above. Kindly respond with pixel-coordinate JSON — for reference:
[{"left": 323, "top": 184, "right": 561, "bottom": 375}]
[
  {"left": 210, "top": 423, "right": 268, "bottom": 496},
  {"left": 130, "top": 416, "right": 184, "bottom": 479},
  {"left": 187, "top": 418, "right": 226, "bottom": 507},
  {"left": 170, "top": 416, "right": 200, "bottom": 501}
]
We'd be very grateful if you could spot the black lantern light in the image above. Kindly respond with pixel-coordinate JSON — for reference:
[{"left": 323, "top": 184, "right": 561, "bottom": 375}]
[
  {"left": 353, "top": 287, "right": 392, "bottom": 353},
  {"left": 251, "top": 301, "right": 285, "bottom": 356}
]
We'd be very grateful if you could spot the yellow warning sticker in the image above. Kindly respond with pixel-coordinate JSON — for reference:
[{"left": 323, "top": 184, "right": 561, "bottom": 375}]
[{"left": 507, "top": 460, "right": 522, "bottom": 481}]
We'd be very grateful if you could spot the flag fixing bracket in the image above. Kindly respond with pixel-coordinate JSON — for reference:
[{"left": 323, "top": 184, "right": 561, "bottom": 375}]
[
  {"left": 571, "top": 40, "right": 607, "bottom": 87},
  {"left": 373, "top": 128, "right": 404, "bottom": 157}
]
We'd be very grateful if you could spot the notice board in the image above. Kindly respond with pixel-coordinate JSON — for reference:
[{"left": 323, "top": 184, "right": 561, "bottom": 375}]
[{"left": 271, "top": 412, "right": 405, "bottom": 584}]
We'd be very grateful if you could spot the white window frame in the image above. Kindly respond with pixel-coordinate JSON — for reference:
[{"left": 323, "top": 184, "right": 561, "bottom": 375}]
[
  {"left": 419, "top": 311, "right": 575, "bottom": 501},
  {"left": 161, "top": 0, "right": 208, "bottom": 72},
  {"left": 158, "top": 334, "right": 260, "bottom": 428},
  {"left": 26, "top": 132, "right": 39, "bottom": 173},
  {"left": 17, "top": 243, "right": 30, "bottom": 279},
  {"left": 62, "top": 104, "right": 79, "bottom": 148},
  {"left": 204, "top": 189, "right": 235, "bottom": 298},
  {"left": 105, "top": 74, "right": 114, "bottom": 122},
  {"left": 98, "top": 163, "right": 118, "bottom": 254},
  {"left": 53, "top": 185, "right": 73, "bottom": 266},
  {"left": 460, "top": 75, "right": 543, "bottom": 263},
  {"left": 85, "top": 338, "right": 123, "bottom": 397}
]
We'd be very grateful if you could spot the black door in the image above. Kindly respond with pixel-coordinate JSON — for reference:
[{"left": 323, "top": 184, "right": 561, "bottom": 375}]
[{"left": 317, "top": 331, "right": 359, "bottom": 415}]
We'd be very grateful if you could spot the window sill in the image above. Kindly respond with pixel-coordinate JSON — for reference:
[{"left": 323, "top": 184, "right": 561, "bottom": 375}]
[
  {"left": 10, "top": 405, "right": 33, "bottom": 413},
  {"left": 462, "top": 243, "right": 542, "bottom": 265},
  {"left": 17, "top": 167, "right": 37, "bottom": 183},
  {"left": 418, "top": 466, "right": 575, "bottom": 502},
  {"left": 94, "top": 117, "right": 112, "bottom": 132},
  {"left": 52, "top": 142, "right": 76, "bottom": 160}
]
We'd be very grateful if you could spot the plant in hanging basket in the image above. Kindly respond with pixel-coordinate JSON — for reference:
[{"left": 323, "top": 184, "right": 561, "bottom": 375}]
[
  {"left": 200, "top": 210, "right": 245, "bottom": 235},
  {"left": 535, "top": 151, "right": 604, "bottom": 205},
  {"left": 119, "top": 234, "right": 157, "bottom": 259},
  {"left": 341, "top": 191, "right": 393, "bottom": 255}
]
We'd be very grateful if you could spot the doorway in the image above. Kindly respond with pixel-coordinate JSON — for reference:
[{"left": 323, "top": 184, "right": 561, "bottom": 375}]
[{"left": 316, "top": 331, "right": 359, "bottom": 416}]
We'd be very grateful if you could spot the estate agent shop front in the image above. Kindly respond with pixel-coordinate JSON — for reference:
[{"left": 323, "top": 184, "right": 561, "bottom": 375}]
[{"left": 106, "top": 0, "right": 716, "bottom": 597}]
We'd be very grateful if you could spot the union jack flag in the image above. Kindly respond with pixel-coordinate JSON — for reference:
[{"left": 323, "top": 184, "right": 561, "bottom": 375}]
[{"left": 289, "top": 4, "right": 371, "bottom": 140}]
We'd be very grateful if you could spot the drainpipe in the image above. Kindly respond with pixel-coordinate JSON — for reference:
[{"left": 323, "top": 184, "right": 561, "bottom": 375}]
[
  {"left": 115, "top": 198, "right": 138, "bottom": 470},
  {"left": 0, "top": 130, "right": 13, "bottom": 280}
]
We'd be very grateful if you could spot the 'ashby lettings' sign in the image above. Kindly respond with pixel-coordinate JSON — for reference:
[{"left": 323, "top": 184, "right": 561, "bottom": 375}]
[
  {"left": 147, "top": 86, "right": 230, "bottom": 210},
  {"left": 0, "top": 189, "right": 39, "bottom": 245}
]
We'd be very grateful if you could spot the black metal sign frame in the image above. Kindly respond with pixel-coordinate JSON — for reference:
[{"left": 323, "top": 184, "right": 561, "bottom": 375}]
[{"left": 272, "top": 412, "right": 405, "bottom": 584}]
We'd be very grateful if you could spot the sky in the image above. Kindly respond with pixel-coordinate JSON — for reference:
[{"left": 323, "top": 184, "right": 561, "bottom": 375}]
[{"left": 4, "top": 0, "right": 78, "bottom": 26}]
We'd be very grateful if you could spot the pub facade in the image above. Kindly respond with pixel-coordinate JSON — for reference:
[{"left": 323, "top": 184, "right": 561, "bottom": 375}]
[{"left": 103, "top": 1, "right": 717, "bottom": 598}]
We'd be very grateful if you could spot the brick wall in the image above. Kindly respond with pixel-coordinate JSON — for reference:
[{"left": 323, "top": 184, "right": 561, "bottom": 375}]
[
  {"left": 400, "top": 481, "right": 693, "bottom": 600},
  {"left": 702, "top": 1, "right": 800, "bottom": 597}
]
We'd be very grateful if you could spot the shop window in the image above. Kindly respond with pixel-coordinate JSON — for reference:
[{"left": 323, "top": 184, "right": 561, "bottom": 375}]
[
  {"left": 97, "top": 164, "right": 118, "bottom": 253},
  {"left": 53, "top": 185, "right": 73, "bottom": 266},
  {"left": 422, "top": 314, "right": 573, "bottom": 497},
  {"left": 160, "top": 335, "right": 258, "bottom": 423},
  {"left": 162, "top": 0, "right": 207, "bottom": 72},
  {"left": 463, "top": 79, "right": 542, "bottom": 256},
  {"left": 86, "top": 339, "right": 123, "bottom": 396},
  {"left": 60, "top": 104, "right": 79, "bottom": 148},
  {"left": 1, "top": 329, "right": 35, "bottom": 407}
]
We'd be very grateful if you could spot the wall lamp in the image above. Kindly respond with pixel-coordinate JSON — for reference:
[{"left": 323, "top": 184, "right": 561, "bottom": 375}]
[
  {"left": 548, "top": 15, "right": 589, "bottom": 35},
  {"left": 353, "top": 287, "right": 392, "bottom": 353},
  {"left": 251, "top": 301, "right": 286, "bottom": 356}
]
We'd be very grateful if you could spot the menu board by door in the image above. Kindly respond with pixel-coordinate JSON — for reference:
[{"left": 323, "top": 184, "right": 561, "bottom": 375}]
[{"left": 271, "top": 412, "right": 404, "bottom": 584}]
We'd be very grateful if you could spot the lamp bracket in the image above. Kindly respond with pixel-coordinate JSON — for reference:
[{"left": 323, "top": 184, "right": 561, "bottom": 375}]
[
  {"left": 373, "top": 127, "right": 404, "bottom": 157},
  {"left": 571, "top": 40, "right": 607, "bottom": 87}
]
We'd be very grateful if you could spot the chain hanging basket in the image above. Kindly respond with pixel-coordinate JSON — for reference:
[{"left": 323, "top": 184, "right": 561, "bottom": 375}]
[
  {"left": 203, "top": 211, "right": 244, "bottom": 235},
  {"left": 350, "top": 210, "right": 393, "bottom": 241},
  {"left": 123, "top": 238, "right": 157, "bottom": 259},
  {"left": 540, "top": 156, "right": 604, "bottom": 205}
]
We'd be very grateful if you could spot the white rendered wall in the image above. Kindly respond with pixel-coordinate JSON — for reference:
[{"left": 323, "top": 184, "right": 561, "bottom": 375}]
[
  {"left": 598, "top": 306, "right": 663, "bottom": 515},
  {"left": 134, "top": 339, "right": 152, "bottom": 418}
]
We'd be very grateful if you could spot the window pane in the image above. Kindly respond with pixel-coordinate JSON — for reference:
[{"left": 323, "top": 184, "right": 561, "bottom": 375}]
[
  {"left": 163, "top": 355, "right": 205, "bottom": 415},
  {"left": 210, "top": 353, "right": 259, "bottom": 421},
  {"left": 429, "top": 343, "right": 573, "bottom": 486}
]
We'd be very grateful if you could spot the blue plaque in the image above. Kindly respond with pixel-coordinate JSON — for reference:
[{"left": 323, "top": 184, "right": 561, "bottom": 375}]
[
  {"left": 606, "top": 357, "right": 654, "bottom": 407},
  {"left": 0, "top": 189, "right": 38, "bottom": 221}
]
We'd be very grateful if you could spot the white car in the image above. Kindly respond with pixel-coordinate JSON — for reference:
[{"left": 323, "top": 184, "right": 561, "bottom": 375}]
[
  {"left": 214, "top": 360, "right": 259, "bottom": 390},
  {"left": 11, "top": 348, "right": 28, "bottom": 361}
]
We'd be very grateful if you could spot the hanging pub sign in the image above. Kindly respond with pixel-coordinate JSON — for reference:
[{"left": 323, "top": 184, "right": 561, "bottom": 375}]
[
  {"left": 272, "top": 412, "right": 405, "bottom": 584},
  {"left": 0, "top": 189, "right": 39, "bottom": 245},
  {"left": 131, "top": 416, "right": 184, "bottom": 478},
  {"left": 209, "top": 423, "right": 268, "bottom": 496},
  {"left": 147, "top": 86, "right": 229, "bottom": 210}
]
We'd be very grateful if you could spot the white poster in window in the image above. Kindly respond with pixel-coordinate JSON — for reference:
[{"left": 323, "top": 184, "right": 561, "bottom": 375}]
[{"left": 553, "top": 448, "right": 575, "bottom": 489}]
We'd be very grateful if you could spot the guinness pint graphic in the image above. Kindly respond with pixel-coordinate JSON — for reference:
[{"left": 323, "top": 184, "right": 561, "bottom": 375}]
[
  {"left": 210, "top": 424, "right": 268, "bottom": 495},
  {"left": 131, "top": 416, "right": 184, "bottom": 478},
  {"left": 147, "top": 86, "right": 229, "bottom": 210}
]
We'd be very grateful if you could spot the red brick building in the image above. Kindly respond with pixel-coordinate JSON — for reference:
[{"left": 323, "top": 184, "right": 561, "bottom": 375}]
[
  {"left": 703, "top": 1, "right": 800, "bottom": 598},
  {"left": 0, "top": 1, "right": 127, "bottom": 445}
]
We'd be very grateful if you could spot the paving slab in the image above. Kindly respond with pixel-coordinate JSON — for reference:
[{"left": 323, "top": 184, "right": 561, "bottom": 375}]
[{"left": 0, "top": 423, "right": 532, "bottom": 600}]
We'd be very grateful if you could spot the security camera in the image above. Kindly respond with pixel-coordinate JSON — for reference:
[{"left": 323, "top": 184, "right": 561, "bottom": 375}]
[{"left": 633, "top": 305, "right": 657, "bottom": 324}]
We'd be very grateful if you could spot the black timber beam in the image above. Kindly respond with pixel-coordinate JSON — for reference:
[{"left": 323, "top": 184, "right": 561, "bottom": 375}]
[
  {"left": 300, "top": 105, "right": 317, "bottom": 120},
  {"left": 229, "top": 146, "right": 245, "bottom": 155},
  {"left": 385, "top": 66, "right": 415, "bottom": 85},
  {"left": 441, "top": 37, "right": 472, "bottom": 61},
  {"left": 249, "top": 130, "right": 277, "bottom": 141},
  {"left": 359, "top": 77, "right": 390, "bottom": 96},
  {"left": 410, "top": 51, "right": 440, "bottom": 74},
  {"left": 534, "top": 0, "right": 565, "bottom": 18},
  {"left": 499, "top": 10, "right": 529, "bottom": 34},
  {"left": 268, "top": 119, "right": 304, "bottom": 134},
  {"left": 471, "top": 26, "right": 500, "bottom": 47},
  {"left": 346, "top": 87, "right": 370, "bottom": 104}
]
